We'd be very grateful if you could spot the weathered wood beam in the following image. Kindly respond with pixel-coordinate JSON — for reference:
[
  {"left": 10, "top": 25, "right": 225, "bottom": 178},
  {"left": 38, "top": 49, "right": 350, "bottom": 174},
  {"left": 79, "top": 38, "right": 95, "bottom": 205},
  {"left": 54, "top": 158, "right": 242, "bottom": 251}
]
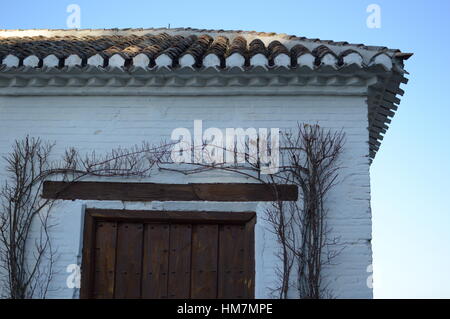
[{"left": 42, "top": 181, "right": 298, "bottom": 202}]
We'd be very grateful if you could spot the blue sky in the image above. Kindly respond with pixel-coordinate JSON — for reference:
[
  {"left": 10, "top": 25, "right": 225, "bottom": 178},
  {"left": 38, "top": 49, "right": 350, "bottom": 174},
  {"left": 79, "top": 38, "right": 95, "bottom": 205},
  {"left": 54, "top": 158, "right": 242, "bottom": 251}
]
[{"left": 1, "top": 0, "right": 449, "bottom": 298}]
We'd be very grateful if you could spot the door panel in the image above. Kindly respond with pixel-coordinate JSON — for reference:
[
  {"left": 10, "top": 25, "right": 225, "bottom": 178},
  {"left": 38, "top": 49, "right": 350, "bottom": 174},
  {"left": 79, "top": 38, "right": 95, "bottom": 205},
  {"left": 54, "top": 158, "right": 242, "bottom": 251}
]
[
  {"left": 218, "top": 225, "right": 247, "bottom": 299},
  {"left": 81, "top": 210, "right": 255, "bottom": 299},
  {"left": 191, "top": 224, "right": 219, "bottom": 299},
  {"left": 167, "top": 224, "right": 192, "bottom": 299},
  {"left": 141, "top": 224, "right": 170, "bottom": 299},
  {"left": 114, "top": 222, "right": 143, "bottom": 299},
  {"left": 93, "top": 221, "right": 117, "bottom": 299}
]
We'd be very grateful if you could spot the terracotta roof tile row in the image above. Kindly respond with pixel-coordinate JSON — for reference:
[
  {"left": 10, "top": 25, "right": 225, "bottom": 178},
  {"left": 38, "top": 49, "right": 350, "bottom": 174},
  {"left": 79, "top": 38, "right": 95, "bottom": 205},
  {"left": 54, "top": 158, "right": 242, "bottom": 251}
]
[{"left": 0, "top": 30, "right": 410, "bottom": 71}]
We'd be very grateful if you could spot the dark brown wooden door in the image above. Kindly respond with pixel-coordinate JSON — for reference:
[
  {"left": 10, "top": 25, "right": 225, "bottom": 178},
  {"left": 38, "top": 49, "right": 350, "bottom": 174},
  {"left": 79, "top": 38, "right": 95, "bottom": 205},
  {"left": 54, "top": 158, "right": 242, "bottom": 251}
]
[{"left": 80, "top": 210, "right": 255, "bottom": 299}]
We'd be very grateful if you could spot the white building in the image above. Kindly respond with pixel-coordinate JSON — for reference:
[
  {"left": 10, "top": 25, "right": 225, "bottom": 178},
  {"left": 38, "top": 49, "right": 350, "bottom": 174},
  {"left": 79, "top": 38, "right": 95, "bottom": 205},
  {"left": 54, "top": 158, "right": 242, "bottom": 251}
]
[{"left": 0, "top": 28, "right": 411, "bottom": 299}]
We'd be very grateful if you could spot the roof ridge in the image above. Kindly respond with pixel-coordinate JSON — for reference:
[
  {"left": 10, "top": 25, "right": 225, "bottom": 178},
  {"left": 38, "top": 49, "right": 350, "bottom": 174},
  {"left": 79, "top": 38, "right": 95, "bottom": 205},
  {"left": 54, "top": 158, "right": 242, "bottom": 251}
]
[{"left": 0, "top": 27, "right": 402, "bottom": 53}]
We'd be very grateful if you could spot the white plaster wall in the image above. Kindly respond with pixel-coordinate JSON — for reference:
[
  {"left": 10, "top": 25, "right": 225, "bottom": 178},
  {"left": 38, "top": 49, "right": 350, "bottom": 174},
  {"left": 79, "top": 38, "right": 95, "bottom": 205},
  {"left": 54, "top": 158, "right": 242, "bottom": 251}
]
[{"left": 0, "top": 94, "right": 372, "bottom": 299}]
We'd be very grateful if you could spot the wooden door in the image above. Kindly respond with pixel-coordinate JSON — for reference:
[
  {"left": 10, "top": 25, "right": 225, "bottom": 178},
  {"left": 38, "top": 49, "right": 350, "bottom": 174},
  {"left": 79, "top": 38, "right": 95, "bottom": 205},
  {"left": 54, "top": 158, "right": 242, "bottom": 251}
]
[{"left": 80, "top": 210, "right": 255, "bottom": 299}]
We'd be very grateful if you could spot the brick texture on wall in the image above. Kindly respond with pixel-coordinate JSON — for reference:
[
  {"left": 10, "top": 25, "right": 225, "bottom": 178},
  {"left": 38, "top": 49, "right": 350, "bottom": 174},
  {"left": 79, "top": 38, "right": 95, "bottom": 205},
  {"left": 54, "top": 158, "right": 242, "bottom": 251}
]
[{"left": 0, "top": 94, "right": 372, "bottom": 299}]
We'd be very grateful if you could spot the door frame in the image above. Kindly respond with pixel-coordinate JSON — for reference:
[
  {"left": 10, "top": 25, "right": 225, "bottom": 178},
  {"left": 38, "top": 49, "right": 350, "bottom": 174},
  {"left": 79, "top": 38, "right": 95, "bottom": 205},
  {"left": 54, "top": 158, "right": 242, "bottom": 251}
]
[{"left": 80, "top": 209, "right": 256, "bottom": 299}]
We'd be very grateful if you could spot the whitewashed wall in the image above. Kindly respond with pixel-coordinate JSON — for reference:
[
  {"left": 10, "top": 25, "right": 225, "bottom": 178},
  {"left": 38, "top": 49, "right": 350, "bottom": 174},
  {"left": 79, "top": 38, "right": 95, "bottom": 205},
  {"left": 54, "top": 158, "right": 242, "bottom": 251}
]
[{"left": 0, "top": 94, "right": 372, "bottom": 298}]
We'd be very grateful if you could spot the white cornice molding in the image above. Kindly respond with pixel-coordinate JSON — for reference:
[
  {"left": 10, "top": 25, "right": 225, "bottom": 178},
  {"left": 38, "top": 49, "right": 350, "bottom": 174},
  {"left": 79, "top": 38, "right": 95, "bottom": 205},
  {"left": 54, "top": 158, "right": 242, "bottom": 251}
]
[{"left": 0, "top": 66, "right": 385, "bottom": 95}]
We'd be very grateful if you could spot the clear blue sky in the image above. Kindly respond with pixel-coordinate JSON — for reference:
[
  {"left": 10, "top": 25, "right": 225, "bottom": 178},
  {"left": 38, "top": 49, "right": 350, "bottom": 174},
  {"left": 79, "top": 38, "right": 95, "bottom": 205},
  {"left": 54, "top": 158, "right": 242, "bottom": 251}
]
[{"left": 1, "top": 0, "right": 449, "bottom": 298}]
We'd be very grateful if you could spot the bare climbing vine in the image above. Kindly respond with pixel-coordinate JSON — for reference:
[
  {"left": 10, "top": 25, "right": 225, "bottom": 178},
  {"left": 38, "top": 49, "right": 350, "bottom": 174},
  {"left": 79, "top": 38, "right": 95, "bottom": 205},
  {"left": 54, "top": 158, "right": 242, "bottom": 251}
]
[
  {"left": 0, "top": 136, "right": 172, "bottom": 298},
  {"left": 158, "top": 123, "right": 346, "bottom": 298},
  {"left": 0, "top": 123, "right": 344, "bottom": 299}
]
